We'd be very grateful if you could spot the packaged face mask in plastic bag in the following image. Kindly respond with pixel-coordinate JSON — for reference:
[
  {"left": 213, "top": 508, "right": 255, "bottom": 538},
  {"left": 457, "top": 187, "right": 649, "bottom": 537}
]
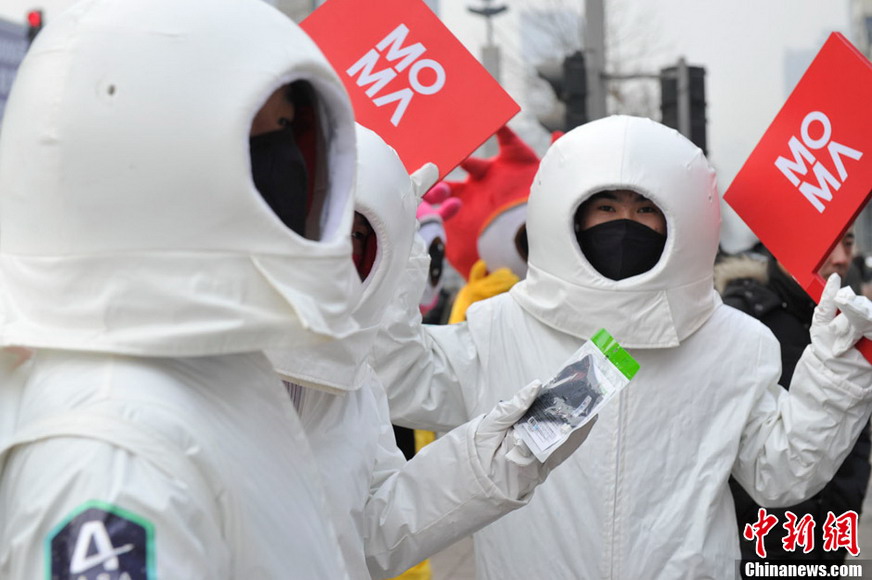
[{"left": 515, "top": 329, "right": 639, "bottom": 462}]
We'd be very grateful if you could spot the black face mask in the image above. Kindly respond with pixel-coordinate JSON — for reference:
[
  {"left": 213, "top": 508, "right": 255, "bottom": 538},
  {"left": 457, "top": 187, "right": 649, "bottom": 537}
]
[
  {"left": 578, "top": 219, "right": 666, "bottom": 281},
  {"left": 249, "top": 128, "right": 309, "bottom": 236}
]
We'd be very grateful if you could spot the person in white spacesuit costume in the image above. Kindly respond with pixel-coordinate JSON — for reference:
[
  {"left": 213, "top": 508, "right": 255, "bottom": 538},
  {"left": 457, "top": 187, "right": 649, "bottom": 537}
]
[
  {"left": 376, "top": 115, "right": 872, "bottom": 578},
  {"left": 266, "top": 124, "right": 593, "bottom": 579},
  {"left": 0, "top": 0, "right": 366, "bottom": 577}
]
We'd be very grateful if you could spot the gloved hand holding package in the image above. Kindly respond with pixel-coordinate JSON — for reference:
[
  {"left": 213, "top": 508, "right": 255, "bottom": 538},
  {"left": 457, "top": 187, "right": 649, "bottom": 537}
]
[{"left": 515, "top": 329, "right": 639, "bottom": 462}]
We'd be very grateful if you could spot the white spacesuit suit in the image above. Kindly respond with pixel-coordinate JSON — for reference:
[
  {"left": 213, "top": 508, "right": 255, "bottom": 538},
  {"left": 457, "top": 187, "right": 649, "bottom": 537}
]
[
  {"left": 0, "top": 0, "right": 364, "bottom": 577},
  {"left": 267, "top": 125, "right": 592, "bottom": 579},
  {"left": 377, "top": 115, "right": 872, "bottom": 578}
]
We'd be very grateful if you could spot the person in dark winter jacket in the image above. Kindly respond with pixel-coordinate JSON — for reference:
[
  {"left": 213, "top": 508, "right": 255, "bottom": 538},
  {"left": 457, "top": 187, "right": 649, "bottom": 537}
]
[{"left": 716, "top": 228, "right": 871, "bottom": 571}]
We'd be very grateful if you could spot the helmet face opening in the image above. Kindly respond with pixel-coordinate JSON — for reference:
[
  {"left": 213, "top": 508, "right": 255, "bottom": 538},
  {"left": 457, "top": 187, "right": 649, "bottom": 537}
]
[
  {"left": 352, "top": 211, "right": 377, "bottom": 281},
  {"left": 573, "top": 190, "right": 668, "bottom": 281},
  {"left": 250, "top": 80, "right": 335, "bottom": 241}
]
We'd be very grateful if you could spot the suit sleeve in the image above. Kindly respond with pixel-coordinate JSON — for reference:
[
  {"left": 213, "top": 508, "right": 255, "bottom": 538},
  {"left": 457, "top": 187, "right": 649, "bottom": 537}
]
[
  {"left": 732, "top": 337, "right": 872, "bottom": 507},
  {"left": 373, "top": 252, "right": 481, "bottom": 433},
  {"left": 362, "top": 376, "right": 526, "bottom": 578},
  {"left": 0, "top": 437, "right": 229, "bottom": 579}
]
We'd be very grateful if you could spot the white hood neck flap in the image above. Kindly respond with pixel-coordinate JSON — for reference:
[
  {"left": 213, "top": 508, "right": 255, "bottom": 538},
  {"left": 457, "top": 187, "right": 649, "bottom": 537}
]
[
  {"left": 511, "top": 115, "right": 722, "bottom": 349},
  {"left": 0, "top": 0, "right": 361, "bottom": 357}
]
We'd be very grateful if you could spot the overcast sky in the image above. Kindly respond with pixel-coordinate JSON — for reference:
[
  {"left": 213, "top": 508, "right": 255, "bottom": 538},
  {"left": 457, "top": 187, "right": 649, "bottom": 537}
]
[
  {"left": 0, "top": 0, "right": 856, "bottom": 250},
  {"left": 441, "top": 0, "right": 854, "bottom": 251}
]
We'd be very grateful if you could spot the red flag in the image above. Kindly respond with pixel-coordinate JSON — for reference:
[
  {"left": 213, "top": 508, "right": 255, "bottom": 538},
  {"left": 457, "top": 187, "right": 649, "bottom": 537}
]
[
  {"left": 724, "top": 32, "right": 872, "bottom": 360},
  {"left": 303, "top": 0, "right": 520, "bottom": 180}
]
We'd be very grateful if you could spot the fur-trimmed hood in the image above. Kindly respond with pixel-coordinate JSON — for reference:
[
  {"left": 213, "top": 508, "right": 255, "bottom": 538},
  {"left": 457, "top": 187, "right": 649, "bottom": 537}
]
[{"left": 714, "top": 255, "right": 769, "bottom": 295}]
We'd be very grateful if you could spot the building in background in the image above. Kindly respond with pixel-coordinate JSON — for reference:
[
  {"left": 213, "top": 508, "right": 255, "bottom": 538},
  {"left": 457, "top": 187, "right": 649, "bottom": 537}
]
[
  {"left": 276, "top": 0, "right": 439, "bottom": 22},
  {"left": 851, "top": 0, "right": 872, "bottom": 256},
  {"left": 0, "top": 17, "right": 27, "bottom": 126}
]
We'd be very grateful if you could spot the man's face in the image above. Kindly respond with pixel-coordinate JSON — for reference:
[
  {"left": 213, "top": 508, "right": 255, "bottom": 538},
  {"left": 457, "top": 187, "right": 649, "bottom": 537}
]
[
  {"left": 351, "top": 212, "right": 373, "bottom": 258},
  {"left": 351, "top": 211, "right": 375, "bottom": 280},
  {"left": 250, "top": 85, "right": 296, "bottom": 137},
  {"left": 576, "top": 190, "right": 666, "bottom": 235},
  {"left": 818, "top": 229, "right": 855, "bottom": 281}
]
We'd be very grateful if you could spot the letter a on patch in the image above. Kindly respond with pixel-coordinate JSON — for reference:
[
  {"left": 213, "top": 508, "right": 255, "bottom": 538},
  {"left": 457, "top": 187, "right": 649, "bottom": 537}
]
[{"left": 48, "top": 500, "right": 154, "bottom": 580}]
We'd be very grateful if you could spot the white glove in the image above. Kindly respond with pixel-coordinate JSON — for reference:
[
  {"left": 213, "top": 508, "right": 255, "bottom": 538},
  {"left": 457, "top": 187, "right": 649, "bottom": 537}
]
[
  {"left": 810, "top": 274, "right": 872, "bottom": 383},
  {"left": 410, "top": 162, "right": 440, "bottom": 201},
  {"left": 474, "top": 380, "right": 596, "bottom": 500}
]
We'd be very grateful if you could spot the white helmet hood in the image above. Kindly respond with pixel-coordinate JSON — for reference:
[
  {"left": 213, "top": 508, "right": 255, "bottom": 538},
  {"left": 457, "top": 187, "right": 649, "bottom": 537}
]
[
  {"left": 349, "top": 126, "right": 427, "bottom": 329},
  {"left": 267, "top": 125, "right": 433, "bottom": 392},
  {"left": 0, "top": 0, "right": 361, "bottom": 356},
  {"left": 511, "top": 115, "right": 722, "bottom": 348}
]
